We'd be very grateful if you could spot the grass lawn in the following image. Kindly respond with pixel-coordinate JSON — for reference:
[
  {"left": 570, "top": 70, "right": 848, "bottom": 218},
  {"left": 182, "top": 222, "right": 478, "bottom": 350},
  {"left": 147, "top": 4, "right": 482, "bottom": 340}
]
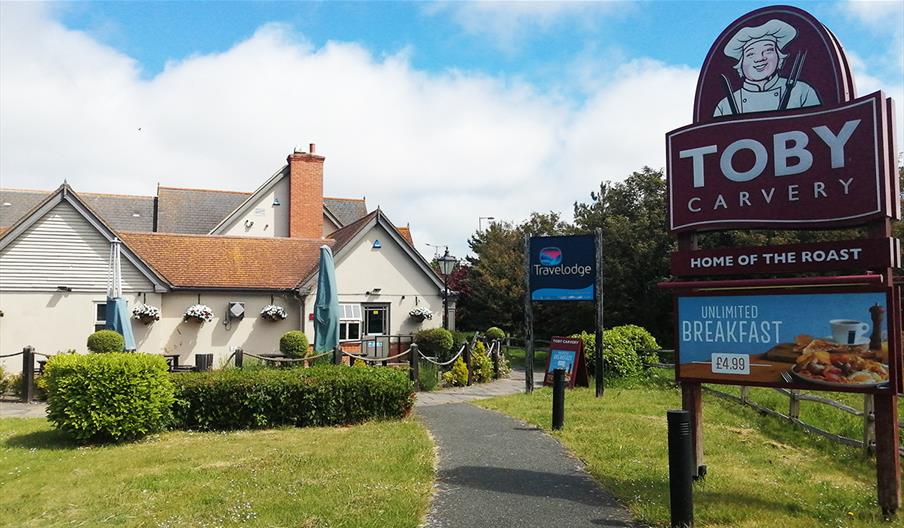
[
  {"left": 1, "top": 418, "right": 433, "bottom": 528},
  {"left": 504, "top": 346, "right": 549, "bottom": 369},
  {"left": 477, "top": 374, "right": 902, "bottom": 528}
]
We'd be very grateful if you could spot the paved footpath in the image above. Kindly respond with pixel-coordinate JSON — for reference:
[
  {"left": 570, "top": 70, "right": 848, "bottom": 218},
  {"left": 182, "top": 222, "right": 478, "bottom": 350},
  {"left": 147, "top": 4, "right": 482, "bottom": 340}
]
[
  {"left": 416, "top": 371, "right": 641, "bottom": 528},
  {"left": 0, "top": 400, "right": 47, "bottom": 418}
]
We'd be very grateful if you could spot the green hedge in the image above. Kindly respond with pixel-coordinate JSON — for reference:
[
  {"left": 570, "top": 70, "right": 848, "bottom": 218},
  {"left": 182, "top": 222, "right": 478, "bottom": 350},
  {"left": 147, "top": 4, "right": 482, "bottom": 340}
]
[
  {"left": 44, "top": 353, "right": 174, "bottom": 443},
  {"left": 572, "top": 324, "right": 659, "bottom": 379},
  {"left": 170, "top": 365, "right": 415, "bottom": 430},
  {"left": 86, "top": 330, "right": 125, "bottom": 353}
]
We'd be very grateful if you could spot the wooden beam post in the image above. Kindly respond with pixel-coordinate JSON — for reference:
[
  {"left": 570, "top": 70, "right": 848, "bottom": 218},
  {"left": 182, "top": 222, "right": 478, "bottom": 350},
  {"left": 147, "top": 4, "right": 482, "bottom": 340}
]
[
  {"left": 874, "top": 391, "right": 901, "bottom": 517},
  {"left": 681, "top": 381, "right": 704, "bottom": 477}
]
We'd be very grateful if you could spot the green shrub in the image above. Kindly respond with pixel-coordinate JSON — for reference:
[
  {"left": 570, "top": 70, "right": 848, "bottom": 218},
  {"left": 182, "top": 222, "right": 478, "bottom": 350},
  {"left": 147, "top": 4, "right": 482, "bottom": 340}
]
[
  {"left": 170, "top": 365, "right": 414, "bottom": 430},
  {"left": 485, "top": 327, "right": 506, "bottom": 341},
  {"left": 279, "top": 331, "right": 309, "bottom": 358},
  {"left": 44, "top": 353, "right": 174, "bottom": 443},
  {"left": 415, "top": 328, "right": 454, "bottom": 361},
  {"left": 469, "top": 341, "right": 493, "bottom": 383},
  {"left": 86, "top": 330, "right": 124, "bottom": 353},
  {"left": 0, "top": 366, "right": 8, "bottom": 395},
  {"left": 496, "top": 352, "right": 511, "bottom": 379},
  {"left": 418, "top": 362, "right": 440, "bottom": 391},
  {"left": 441, "top": 357, "right": 469, "bottom": 387},
  {"left": 572, "top": 325, "right": 659, "bottom": 379}
]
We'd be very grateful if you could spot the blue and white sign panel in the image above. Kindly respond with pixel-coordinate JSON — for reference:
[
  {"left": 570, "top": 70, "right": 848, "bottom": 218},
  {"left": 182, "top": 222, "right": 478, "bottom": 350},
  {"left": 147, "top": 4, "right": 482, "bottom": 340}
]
[{"left": 529, "top": 235, "right": 596, "bottom": 301}]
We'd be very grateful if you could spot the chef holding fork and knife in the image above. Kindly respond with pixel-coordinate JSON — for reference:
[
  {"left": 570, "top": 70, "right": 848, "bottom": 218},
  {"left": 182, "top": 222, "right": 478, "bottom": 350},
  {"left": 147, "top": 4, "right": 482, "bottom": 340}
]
[{"left": 714, "top": 19, "right": 821, "bottom": 117}]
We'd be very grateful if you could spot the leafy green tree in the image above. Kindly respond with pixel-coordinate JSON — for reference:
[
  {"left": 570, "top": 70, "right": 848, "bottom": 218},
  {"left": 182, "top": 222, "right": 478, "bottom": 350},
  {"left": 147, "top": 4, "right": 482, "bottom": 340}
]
[{"left": 573, "top": 167, "right": 674, "bottom": 344}]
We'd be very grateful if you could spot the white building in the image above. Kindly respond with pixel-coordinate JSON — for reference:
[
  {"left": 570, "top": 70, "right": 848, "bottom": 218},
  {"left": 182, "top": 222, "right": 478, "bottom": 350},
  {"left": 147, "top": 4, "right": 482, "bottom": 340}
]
[{"left": 0, "top": 146, "right": 452, "bottom": 372}]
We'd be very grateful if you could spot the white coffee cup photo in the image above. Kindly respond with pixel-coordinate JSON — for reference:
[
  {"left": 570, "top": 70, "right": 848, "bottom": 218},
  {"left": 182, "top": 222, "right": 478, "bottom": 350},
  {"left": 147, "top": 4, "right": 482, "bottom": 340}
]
[{"left": 829, "top": 319, "right": 870, "bottom": 345}]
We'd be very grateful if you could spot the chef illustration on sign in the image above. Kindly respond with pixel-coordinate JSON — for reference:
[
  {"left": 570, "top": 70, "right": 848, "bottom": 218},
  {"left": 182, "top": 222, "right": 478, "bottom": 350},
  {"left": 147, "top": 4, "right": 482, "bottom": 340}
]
[{"left": 714, "top": 19, "right": 820, "bottom": 116}]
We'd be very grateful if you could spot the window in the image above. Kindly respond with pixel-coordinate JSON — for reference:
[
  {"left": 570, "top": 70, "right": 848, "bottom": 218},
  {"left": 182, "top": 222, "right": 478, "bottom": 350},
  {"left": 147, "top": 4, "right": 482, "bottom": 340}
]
[
  {"left": 363, "top": 305, "right": 389, "bottom": 336},
  {"left": 339, "top": 303, "right": 362, "bottom": 342},
  {"left": 94, "top": 302, "right": 107, "bottom": 332}
]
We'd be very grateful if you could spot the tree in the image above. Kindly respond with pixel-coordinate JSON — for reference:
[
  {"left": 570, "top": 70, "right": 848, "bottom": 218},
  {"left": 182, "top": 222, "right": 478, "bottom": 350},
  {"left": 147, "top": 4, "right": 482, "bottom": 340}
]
[{"left": 573, "top": 167, "right": 675, "bottom": 345}]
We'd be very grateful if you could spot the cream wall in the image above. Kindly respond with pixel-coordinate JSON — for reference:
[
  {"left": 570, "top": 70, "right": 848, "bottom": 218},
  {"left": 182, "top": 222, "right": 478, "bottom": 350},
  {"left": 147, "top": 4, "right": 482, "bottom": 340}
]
[
  {"left": 0, "top": 290, "right": 301, "bottom": 374},
  {"left": 219, "top": 177, "right": 289, "bottom": 237},
  {"left": 302, "top": 224, "right": 443, "bottom": 342}
]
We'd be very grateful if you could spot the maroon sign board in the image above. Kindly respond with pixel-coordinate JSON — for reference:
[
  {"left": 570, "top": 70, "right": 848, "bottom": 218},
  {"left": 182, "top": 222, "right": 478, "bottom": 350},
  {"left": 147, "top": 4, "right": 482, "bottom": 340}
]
[
  {"left": 671, "top": 238, "right": 900, "bottom": 277},
  {"left": 663, "top": 4, "right": 901, "bottom": 514},
  {"left": 542, "top": 336, "right": 589, "bottom": 388}
]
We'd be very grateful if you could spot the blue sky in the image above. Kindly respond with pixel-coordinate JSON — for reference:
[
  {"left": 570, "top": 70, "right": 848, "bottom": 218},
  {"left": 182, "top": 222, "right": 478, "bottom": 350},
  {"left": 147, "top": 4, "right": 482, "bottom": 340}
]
[
  {"left": 57, "top": 1, "right": 902, "bottom": 95},
  {"left": 2, "top": 1, "right": 902, "bottom": 257}
]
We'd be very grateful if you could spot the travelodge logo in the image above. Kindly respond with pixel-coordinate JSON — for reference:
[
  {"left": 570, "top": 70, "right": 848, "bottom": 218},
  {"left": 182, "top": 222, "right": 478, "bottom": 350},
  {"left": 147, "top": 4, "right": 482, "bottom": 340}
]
[
  {"left": 534, "top": 246, "right": 591, "bottom": 277},
  {"left": 539, "top": 247, "right": 562, "bottom": 266}
]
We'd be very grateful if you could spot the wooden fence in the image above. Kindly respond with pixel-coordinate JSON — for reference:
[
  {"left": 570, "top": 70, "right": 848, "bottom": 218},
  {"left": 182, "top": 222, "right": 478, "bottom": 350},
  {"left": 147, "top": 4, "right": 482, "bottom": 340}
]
[{"left": 647, "top": 352, "right": 902, "bottom": 456}]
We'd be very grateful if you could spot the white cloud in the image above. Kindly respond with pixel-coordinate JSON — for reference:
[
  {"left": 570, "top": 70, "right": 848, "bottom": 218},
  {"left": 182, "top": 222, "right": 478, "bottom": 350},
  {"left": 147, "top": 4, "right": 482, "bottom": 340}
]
[
  {"left": 0, "top": 4, "right": 707, "bottom": 260},
  {"left": 424, "top": 1, "right": 631, "bottom": 52},
  {"left": 841, "top": 0, "right": 904, "bottom": 79}
]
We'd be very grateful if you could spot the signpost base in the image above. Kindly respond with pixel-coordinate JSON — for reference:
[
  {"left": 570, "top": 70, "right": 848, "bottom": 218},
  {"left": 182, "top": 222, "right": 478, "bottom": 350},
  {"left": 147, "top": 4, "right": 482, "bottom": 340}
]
[
  {"left": 875, "top": 391, "right": 901, "bottom": 517},
  {"left": 681, "top": 382, "right": 704, "bottom": 478}
]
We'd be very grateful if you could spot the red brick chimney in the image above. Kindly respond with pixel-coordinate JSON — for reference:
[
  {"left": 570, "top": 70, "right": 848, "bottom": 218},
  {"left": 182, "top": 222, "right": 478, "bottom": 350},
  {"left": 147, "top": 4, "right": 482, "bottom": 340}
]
[{"left": 287, "top": 144, "right": 325, "bottom": 239}]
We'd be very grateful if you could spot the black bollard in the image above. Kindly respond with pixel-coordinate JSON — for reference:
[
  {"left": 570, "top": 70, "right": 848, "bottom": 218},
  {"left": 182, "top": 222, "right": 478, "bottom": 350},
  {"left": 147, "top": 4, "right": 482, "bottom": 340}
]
[
  {"left": 552, "top": 368, "right": 565, "bottom": 430},
  {"left": 22, "top": 346, "right": 35, "bottom": 402},
  {"left": 667, "top": 409, "right": 694, "bottom": 528}
]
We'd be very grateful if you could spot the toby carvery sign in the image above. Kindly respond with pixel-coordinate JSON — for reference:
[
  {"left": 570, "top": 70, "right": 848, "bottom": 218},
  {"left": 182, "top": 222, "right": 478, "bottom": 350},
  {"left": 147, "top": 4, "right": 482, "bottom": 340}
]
[
  {"left": 529, "top": 235, "right": 595, "bottom": 301},
  {"left": 666, "top": 5, "right": 898, "bottom": 232}
]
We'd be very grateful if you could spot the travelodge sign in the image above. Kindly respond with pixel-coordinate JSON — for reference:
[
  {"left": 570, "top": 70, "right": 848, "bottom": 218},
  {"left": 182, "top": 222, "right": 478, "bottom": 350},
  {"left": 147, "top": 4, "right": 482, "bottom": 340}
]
[{"left": 666, "top": 5, "right": 898, "bottom": 233}]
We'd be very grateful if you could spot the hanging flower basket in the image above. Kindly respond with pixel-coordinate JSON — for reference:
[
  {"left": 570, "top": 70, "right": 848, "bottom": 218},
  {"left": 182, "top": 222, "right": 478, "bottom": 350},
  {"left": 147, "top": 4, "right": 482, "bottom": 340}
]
[
  {"left": 408, "top": 307, "right": 434, "bottom": 322},
  {"left": 131, "top": 304, "right": 161, "bottom": 325},
  {"left": 260, "top": 304, "right": 288, "bottom": 321},
  {"left": 183, "top": 304, "right": 214, "bottom": 323}
]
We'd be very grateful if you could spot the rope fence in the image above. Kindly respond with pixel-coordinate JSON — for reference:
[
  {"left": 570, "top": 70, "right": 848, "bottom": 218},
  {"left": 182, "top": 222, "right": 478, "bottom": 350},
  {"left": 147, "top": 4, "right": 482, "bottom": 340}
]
[
  {"left": 243, "top": 351, "right": 334, "bottom": 363},
  {"left": 417, "top": 343, "right": 466, "bottom": 367},
  {"left": 342, "top": 347, "right": 411, "bottom": 363},
  {"left": 0, "top": 351, "right": 24, "bottom": 359}
]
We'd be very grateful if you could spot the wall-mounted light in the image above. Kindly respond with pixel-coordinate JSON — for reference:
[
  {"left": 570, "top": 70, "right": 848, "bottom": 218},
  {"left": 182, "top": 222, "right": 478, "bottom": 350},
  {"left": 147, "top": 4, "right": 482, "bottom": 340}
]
[
  {"left": 56, "top": 285, "right": 72, "bottom": 292},
  {"left": 244, "top": 220, "right": 254, "bottom": 228},
  {"left": 365, "top": 288, "right": 382, "bottom": 295},
  {"left": 272, "top": 197, "right": 281, "bottom": 206}
]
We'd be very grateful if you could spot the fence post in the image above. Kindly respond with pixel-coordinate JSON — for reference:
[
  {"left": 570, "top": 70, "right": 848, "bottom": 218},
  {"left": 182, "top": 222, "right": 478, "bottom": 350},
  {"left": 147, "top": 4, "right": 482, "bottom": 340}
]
[
  {"left": 235, "top": 347, "right": 244, "bottom": 368},
  {"left": 410, "top": 343, "right": 420, "bottom": 389},
  {"left": 739, "top": 386, "right": 749, "bottom": 404},
  {"left": 464, "top": 341, "right": 473, "bottom": 386},
  {"left": 864, "top": 394, "right": 876, "bottom": 456},
  {"left": 333, "top": 345, "right": 342, "bottom": 365},
  {"left": 492, "top": 340, "right": 500, "bottom": 379},
  {"left": 22, "top": 346, "right": 35, "bottom": 402},
  {"left": 789, "top": 390, "right": 800, "bottom": 421}
]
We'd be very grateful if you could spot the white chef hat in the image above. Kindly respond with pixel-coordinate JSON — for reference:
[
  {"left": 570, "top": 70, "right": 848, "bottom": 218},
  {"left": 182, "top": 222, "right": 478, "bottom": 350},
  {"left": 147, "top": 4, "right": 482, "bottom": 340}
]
[{"left": 723, "top": 19, "right": 796, "bottom": 61}]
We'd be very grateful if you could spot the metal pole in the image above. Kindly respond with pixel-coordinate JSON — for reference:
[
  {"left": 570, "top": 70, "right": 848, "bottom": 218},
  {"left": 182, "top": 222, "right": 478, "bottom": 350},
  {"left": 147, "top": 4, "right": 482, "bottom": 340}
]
[
  {"left": 667, "top": 409, "right": 694, "bottom": 528},
  {"left": 22, "top": 346, "right": 35, "bottom": 403},
  {"left": 595, "top": 228, "right": 605, "bottom": 398},
  {"left": 552, "top": 368, "right": 565, "bottom": 430},
  {"left": 443, "top": 275, "right": 449, "bottom": 330},
  {"left": 523, "top": 233, "right": 534, "bottom": 393}
]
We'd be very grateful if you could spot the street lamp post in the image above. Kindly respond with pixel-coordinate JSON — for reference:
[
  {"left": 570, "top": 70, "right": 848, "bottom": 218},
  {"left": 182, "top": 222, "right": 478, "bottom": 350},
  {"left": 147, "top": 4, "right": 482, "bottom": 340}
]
[
  {"left": 479, "top": 216, "right": 495, "bottom": 232},
  {"left": 437, "top": 248, "right": 457, "bottom": 330}
]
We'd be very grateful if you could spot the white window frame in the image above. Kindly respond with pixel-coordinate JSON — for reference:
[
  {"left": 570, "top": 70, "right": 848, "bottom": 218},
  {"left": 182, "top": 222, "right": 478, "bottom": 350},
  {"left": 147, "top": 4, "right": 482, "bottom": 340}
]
[
  {"left": 339, "top": 303, "right": 362, "bottom": 342},
  {"left": 94, "top": 300, "right": 107, "bottom": 332}
]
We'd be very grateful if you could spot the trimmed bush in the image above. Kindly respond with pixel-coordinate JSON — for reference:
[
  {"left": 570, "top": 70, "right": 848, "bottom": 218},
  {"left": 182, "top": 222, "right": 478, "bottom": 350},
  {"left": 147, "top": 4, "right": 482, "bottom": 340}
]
[
  {"left": 470, "top": 341, "right": 493, "bottom": 383},
  {"left": 0, "top": 366, "right": 8, "bottom": 395},
  {"left": 44, "top": 353, "right": 174, "bottom": 443},
  {"left": 86, "top": 330, "right": 124, "bottom": 353},
  {"left": 415, "top": 328, "right": 453, "bottom": 361},
  {"left": 485, "top": 327, "right": 506, "bottom": 341},
  {"left": 441, "top": 357, "right": 469, "bottom": 387},
  {"left": 170, "top": 365, "right": 414, "bottom": 430},
  {"left": 279, "top": 331, "right": 309, "bottom": 358},
  {"left": 572, "top": 325, "right": 659, "bottom": 379}
]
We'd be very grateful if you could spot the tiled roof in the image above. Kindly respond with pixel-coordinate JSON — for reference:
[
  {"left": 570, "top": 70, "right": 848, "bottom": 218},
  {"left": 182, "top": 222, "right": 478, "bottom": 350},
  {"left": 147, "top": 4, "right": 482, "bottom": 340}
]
[
  {"left": 327, "top": 210, "right": 378, "bottom": 254},
  {"left": 324, "top": 197, "right": 367, "bottom": 226},
  {"left": 156, "top": 187, "right": 251, "bottom": 234},
  {"left": 0, "top": 189, "right": 154, "bottom": 232},
  {"left": 119, "top": 232, "right": 330, "bottom": 289},
  {"left": 397, "top": 226, "right": 413, "bottom": 245}
]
